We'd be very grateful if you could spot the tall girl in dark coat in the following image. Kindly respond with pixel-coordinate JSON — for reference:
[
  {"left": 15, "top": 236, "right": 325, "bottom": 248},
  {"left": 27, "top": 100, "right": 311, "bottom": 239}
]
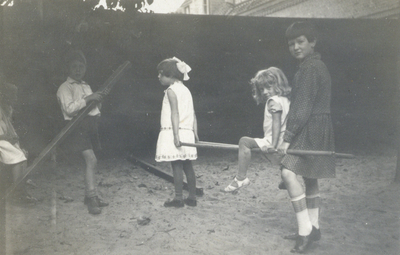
[{"left": 278, "top": 21, "right": 335, "bottom": 253}]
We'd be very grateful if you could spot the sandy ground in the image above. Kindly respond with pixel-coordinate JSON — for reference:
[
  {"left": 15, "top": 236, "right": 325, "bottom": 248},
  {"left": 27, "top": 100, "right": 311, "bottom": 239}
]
[{"left": 5, "top": 147, "right": 400, "bottom": 255}]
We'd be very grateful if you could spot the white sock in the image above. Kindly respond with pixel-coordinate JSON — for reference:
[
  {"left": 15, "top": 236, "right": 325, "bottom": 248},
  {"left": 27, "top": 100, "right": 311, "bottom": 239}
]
[
  {"left": 308, "top": 208, "right": 319, "bottom": 229},
  {"left": 291, "top": 194, "right": 312, "bottom": 236},
  {"left": 306, "top": 194, "right": 321, "bottom": 229}
]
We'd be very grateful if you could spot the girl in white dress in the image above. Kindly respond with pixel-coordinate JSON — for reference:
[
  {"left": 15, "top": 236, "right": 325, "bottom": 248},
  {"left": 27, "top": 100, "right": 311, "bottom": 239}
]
[
  {"left": 224, "top": 67, "right": 291, "bottom": 192},
  {"left": 155, "top": 57, "right": 199, "bottom": 207}
]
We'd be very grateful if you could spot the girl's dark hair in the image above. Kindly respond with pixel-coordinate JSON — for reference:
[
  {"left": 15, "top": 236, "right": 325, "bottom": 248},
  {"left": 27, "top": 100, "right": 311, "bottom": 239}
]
[
  {"left": 157, "top": 58, "right": 184, "bottom": 81},
  {"left": 285, "top": 21, "right": 317, "bottom": 42}
]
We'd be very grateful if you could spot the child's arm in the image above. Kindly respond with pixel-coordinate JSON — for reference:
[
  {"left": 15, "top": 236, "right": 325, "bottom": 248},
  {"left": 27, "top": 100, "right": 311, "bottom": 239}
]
[
  {"left": 167, "top": 89, "right": 181, "bottom": 147},
  {"left": 277, "top": 141, "right": 290, "bottom": 155},
  {"left": 84, "top": 92, "right": 103, "bottom": 104},
  {"left": 57, "top": 86, "right": 103, "bottom": 118},
  {"left": 264, "top": 99, "right": 282, "bottom": 152},
  {"left": 284, "top": 65, "right": 319, "bottom": 143},
  {"left": 193, "top": 112, "right": 199, "bottom": 142},
  {"left": 271, "top": 111, "right": 282, "bottom": 148}
]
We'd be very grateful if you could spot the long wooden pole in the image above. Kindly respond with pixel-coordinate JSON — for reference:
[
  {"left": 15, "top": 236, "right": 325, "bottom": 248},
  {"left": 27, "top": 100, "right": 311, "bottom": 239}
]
[
  {"left": 181, "top": 141, "right": 355, "bottom": 159},
  {"left": 3, "top": 61, "right": 131, "bottom": 199}
]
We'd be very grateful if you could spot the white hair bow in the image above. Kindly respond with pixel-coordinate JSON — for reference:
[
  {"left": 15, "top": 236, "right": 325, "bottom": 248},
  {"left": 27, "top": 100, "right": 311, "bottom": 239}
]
[{"left": 172, "top": 57, "right": 191, "bottom": 81}]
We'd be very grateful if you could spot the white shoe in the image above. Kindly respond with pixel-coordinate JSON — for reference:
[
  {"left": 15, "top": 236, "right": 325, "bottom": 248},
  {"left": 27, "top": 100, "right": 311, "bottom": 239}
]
[{"left": 224, "top": 177, "right": 250, "bottom": 192}]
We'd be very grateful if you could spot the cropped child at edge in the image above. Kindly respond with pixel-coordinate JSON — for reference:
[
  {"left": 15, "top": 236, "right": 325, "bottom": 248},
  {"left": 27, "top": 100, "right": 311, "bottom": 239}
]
[{"left": 0, "top": 79, "right": 35, "bottom": 203}]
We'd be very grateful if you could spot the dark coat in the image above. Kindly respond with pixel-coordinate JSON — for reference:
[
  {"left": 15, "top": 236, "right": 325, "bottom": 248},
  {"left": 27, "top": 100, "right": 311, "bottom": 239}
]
[{"left": 281, "top": 52, "right": 336, "bottom": 179}]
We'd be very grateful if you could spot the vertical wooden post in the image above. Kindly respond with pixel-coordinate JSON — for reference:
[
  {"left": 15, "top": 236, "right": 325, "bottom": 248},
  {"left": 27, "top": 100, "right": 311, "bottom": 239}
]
[
  {"left": 395, "top": 26, "right": 400, "bottom": 183},
  {"left": 395, "top": 53, "right": 400, "bottom": 183},
  {"left": 0, "top": 166, "right": 6, "bottom": 255},
  {"left": 0, "top": 5, "right": 6, "bottom": 255},
  {"left": 51, "top": 190, "right": 57, "bottom": 231},
  {"left": 395, "top": 149, "right": 400, "bottom": 183}
]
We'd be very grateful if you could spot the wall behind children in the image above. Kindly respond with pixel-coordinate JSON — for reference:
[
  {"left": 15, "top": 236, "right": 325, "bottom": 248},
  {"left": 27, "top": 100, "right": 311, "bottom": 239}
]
[{"left": 2, "top": 5, "right": 399, "bottom": 158}]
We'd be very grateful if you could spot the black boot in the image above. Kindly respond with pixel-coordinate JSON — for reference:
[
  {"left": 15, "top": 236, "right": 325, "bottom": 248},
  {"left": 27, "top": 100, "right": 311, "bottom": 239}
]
[
  {"left": 284, "top": 226, "right": 321, "bottom": 241},
  {"left": 290, "top": 227, "right": 317, "bottom": 253},
  {"left": 184, "top": 198, "right": 197, "bottom": 207},
  {"left": 164, "top": 199, "right": 184, "bottom": 208},
  {"left": 85, "top": 196, "right": 101, "bottom": 215}
]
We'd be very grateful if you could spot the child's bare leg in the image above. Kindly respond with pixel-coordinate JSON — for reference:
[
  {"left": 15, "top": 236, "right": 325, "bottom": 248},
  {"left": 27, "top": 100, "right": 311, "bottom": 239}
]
[
  {"left": 281, "top": 169, "right": 303, "bottom": 198},
  {"left": 82, "top": 149, "right": 97, "bottom": 197},
  {"left": 164, "top": 161, "right": 185, "bottom": 207},
  {"left": 183, "top": 160, "right": 196, "bottom": 200},
  {"left": 11, "top": 161, "right": 27, "bottom": 184},
  {"left": 237, "top": 137, "right": 254, "bottom": 180},
  {"left": 11, "top": 161, "right": 35, "bottom": 202},
  {"left": 281, "top": 168, "right": 312, "bottom": 237},
  {"left": 224, "top": 137, "right": 256, "bottom": 192},
  {"left": 82, "top": 149, "right": 104, "bottom": 214},
  {"left": 304, "top": 178, "right": 319, "bottom": 196},
  {"left": 282, "top": 171, "right": 319, "bottom": 252},
  {"left": 170, "top": 160, "right": 184, "bottom": 201}
]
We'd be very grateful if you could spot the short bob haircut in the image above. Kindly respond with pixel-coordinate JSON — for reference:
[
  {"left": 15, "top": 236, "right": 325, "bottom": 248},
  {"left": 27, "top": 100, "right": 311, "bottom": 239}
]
[
  {"left": 285, "top": 21, "right": 317, "bottom": 43},
  {"left": 250, "top": 67, "right": 291, "bottom": 105},
  {"left": 157, "top": 58, "right": 184, "bottom": 81}
]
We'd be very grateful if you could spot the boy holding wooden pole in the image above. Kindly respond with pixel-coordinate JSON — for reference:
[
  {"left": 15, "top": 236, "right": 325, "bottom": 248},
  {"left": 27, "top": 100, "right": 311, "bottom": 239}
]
[{"left": 57, "top": 50, "right": 108, "bottom": 215}]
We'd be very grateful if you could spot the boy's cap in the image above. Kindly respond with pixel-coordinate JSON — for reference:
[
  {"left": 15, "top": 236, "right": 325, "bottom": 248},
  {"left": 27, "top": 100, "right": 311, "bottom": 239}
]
[{"left": 65, "top": 50, "right": 87, "bottom": 66}]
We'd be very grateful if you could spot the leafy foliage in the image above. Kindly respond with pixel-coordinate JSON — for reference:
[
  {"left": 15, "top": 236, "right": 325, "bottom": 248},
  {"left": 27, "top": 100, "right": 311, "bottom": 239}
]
[{"left": 1, "top": 0, "right": 153, "bottom": 12}]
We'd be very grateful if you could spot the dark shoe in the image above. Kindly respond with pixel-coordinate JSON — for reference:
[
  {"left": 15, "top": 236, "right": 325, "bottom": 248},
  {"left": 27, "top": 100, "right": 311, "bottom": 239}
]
[
  {"left": 290, "top": 227, "right": 317, "bottom": 253},
  {"left": 284, "top": 227, "right": 321, "bottom": 241},
  {"left": 164, "top": 199, "right": 184, "bottom": 208},
  {"left": 278, "top": 181, "right": 286, "bottom": 190},
  {"left": 311, "top": 227, "right": 321, "bottom": 241},
  {"left": 184, "top": 198, "right": 197, "bottom": 207},
  {"left": 84, "top": 196, "right": 109, "bottom": 207},
  {"left": 85, "top": 197, "right": 102, "bottom": 215}
]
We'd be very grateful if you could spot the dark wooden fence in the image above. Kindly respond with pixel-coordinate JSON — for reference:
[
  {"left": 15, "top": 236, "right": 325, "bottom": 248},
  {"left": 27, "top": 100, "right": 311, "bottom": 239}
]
[{"left": 2, "top": 6, "right": 399, "bottom": 157}]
